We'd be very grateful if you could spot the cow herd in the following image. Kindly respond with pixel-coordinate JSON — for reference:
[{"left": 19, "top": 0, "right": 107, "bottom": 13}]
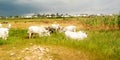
[
  {"left": 0, "top": 23, "right": 88, "bottom": 40},
  {"left": 27, "top": 23, "right": 88, "bottom": 40}
]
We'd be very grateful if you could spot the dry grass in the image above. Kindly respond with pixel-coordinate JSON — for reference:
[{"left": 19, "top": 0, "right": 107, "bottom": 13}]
[
  {"left": 0, "top": 44, "right": 90, "bottom": 60},
  {"left": 4, "top": 19, "right": 118, "bottom": 30},
  {"left": 4, "top": 19, "right": 85, "bottom": 31},
  {"left": 49, "top": 45, "right": 89, "bottom": 60}
]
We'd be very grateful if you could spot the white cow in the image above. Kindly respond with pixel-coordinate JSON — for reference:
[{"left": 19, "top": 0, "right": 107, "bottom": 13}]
[
  {"left": 62, "top": 25, "right": 76, "bottom": 32},
  {"left": 51, "top": 23, "right": 60, "bottom": 31},
  {"left": 65, "top": 31, "right": 87, "bottom": 40},
  {"left": 0, "top": 24, "right": 11, "bottom": 40},
  {"left": 27, "top": 26, "right": 50, "bottom": 38},
  {"left": 0, "top": 28, "right": 9, "bottom": 40},
  {"left": 47, "top": 23, "right": 61, "bottom": 33}
]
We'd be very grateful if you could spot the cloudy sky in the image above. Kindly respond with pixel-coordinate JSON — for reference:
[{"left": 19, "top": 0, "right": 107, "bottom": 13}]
[{"left": 0, "top": 0, "right": 120, "bottom": 16}]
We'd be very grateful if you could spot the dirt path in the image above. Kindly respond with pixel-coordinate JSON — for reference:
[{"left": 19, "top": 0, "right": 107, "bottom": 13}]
[{"left": 0, "top": 45, "right": 89, "bottom": 60}]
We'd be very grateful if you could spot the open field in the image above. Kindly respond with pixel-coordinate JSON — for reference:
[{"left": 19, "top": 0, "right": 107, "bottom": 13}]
[{"left": 0, "top": 17, "right": 120, "bottom": 60}]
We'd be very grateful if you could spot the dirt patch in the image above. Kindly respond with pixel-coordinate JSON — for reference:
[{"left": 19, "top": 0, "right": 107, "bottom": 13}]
[
  {"left": 8, "top": 45, "right": 52, "bottom": 60},
  {"left": 0, "top": 45, "right": 90, "bottom": 60}
]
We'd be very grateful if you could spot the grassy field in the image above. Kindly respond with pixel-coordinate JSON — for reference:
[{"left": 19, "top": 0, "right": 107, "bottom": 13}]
[{"left": 0, "top": 17, "right": 120, "bottom": 60}]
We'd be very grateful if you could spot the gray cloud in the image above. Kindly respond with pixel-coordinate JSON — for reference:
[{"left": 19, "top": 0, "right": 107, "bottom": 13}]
[{"left": 0, "top": 0, "right": 120, "bottom": 16}]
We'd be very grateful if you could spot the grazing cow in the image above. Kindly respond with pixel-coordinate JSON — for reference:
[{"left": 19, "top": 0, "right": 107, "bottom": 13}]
[
  {"left": 46, "top": 27, "right": 56, "bottom": 33},
  {"left": 47, "top": 23, "right": 61, "bottom": 33},
  {"left": 0, "top": 28, "right": 9, "bottom": 40},
  {"left": 51, "top": 24, "right": 60, "bottom": 31},
  {"left": 0, "top": 24, "right": 11, "bottom": 40},
  {"left": 65, "top": 31, "right": 87, "bottom": 40},
  {"left": 27, "top": 26, "right": 50, "bottom": 38}
]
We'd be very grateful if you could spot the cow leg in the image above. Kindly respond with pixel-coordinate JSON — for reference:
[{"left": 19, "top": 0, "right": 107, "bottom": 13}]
[{"left": 29, "top": 33, "right": 32, "bottom": 39}]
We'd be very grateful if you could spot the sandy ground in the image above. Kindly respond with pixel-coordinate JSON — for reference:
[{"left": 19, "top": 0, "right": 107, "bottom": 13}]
[{"left": 1, "top": 20, "right": 86, "bottom": 31}]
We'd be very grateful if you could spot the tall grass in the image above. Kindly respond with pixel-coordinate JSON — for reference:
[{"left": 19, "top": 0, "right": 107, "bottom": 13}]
[
  {"left": 0, "top": 29, "right": 120, "bottom": 60},
  {"left": 79, "top": 16, "right": 119, "bottom": 28}
]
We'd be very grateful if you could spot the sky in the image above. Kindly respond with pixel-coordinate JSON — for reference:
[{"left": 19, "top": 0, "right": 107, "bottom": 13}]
[{"left": 0, "top": 0, "right": 120, "bottom": 16}]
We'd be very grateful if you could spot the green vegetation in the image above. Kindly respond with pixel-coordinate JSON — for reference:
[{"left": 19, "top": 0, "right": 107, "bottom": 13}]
[
  {"left": 0, "top": 29, "right": 120, "bottom": 60},
  {"left": 0, "top": 15, "right": 120, "bottom": 60},
  {"left": 78, "top": 16, "right": 118, "bottom": 27}
]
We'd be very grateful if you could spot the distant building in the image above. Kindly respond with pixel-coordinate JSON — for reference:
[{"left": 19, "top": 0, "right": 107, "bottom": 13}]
[
  {"left": 79, "top": 14, "right": 89, "bottom": 17},
  {"left": 46, "top": 15, "right": 52, "bottom": 18},
  {"left": 24, "top": 16, "right": 32, "bottom": 18},
  {"left": 62, "top": 15, "right": 70, "bottom": 17},
  {"left": 108, "top": 14, "right": 113, "bottom": 16},
  {"left": 96, "top": 14, "right": 103, "bottom": 16}
]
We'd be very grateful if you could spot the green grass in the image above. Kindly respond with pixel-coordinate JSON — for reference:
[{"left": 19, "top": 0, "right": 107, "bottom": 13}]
[
  {"left": 78, "top": 16, "right": 119, "bottom": 27},
  {"left": 0, "top": 29, "right": 120, "bottom": 60}
]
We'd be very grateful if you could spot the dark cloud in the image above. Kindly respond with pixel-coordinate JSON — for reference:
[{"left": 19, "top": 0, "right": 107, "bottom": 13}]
[
  {"left": 0, "top": 0, "right": 43, "bottom": 16},
  {"left": 0, "top": 0, "right": 120, "bottom": 16}
]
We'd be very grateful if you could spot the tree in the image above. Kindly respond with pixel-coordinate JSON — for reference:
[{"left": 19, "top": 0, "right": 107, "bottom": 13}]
[
  {"left": 0, "top": 16, "right": 5, "bottom": 19},
  {"left": 51, "top": 14, "right": 55, "bottom": 18},
  {"left": 37, "top": 14, "right": 41, "bottom": 18}
]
